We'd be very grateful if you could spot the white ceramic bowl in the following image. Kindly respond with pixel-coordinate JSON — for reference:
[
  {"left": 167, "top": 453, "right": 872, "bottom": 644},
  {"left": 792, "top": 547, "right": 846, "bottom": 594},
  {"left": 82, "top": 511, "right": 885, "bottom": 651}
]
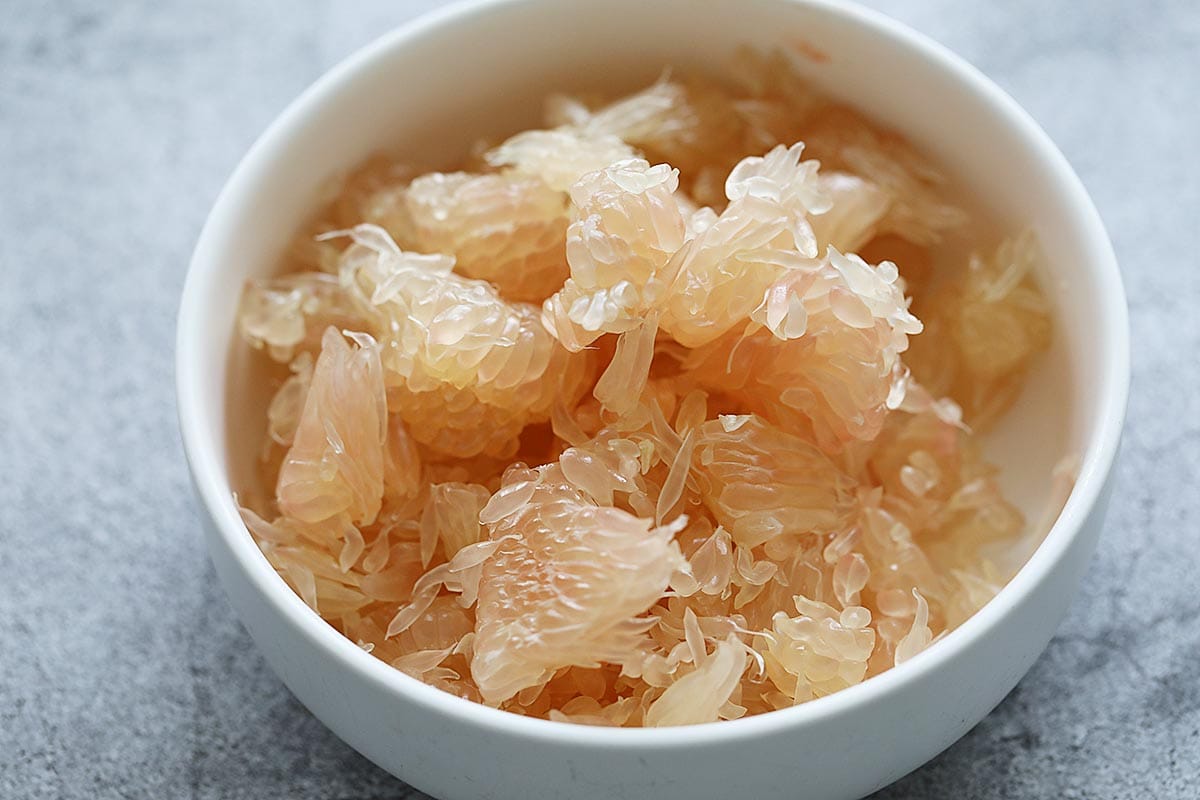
[{"left": 177, "top": 1, "right": 1129, "bottom": 798}]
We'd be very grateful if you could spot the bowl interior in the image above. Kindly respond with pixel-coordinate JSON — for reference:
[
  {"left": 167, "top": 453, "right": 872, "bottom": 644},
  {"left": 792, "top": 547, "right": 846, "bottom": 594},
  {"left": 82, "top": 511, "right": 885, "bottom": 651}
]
[{"left": 184, "top": 0, "right": 1125, "bottom": 732}]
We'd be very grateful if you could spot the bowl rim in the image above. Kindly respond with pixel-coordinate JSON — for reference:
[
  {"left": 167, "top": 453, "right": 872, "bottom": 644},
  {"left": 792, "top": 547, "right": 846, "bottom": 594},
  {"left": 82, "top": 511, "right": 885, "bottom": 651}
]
[{"left": 176, "top": 0, "right": 1130, "bottom": 748}]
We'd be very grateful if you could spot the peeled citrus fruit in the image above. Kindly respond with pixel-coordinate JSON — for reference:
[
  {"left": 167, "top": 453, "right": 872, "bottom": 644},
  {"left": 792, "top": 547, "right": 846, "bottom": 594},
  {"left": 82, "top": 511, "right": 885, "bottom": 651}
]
[
  {"left": 233, "top": 48, "right": 1061, "bottom": 726},
  {"left": 334, "top": 224, "right": 591, "bottom": 459},
  {"left": 467, "top": 462, "right": 686, "bottom": 704}
]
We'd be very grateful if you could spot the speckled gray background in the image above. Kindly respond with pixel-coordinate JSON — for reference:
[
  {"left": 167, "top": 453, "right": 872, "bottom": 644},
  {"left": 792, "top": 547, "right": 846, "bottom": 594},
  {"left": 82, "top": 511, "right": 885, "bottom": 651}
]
[{"left": 1, "top": 0, "right": 1196, "bottom": 797}]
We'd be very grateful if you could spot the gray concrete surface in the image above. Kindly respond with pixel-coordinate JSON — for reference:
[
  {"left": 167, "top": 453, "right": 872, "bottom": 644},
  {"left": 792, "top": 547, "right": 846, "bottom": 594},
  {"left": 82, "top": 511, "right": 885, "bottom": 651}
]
[{"left": 1, "top": 1, "right": 1196, "bottom": 797}]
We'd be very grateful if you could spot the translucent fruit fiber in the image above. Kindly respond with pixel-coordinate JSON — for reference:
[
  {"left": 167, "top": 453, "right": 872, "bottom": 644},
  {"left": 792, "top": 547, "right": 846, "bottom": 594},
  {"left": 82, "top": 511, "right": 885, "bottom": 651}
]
[{"left": 235, "top": 47, "right": 1060, "bottom": 727}]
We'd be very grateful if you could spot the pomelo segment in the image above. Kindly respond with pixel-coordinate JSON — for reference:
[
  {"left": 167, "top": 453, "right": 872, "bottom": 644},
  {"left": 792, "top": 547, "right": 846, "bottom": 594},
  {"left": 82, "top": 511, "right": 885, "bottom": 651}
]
[
  {"left": 470, "top": 462, "right": 686, "bottom": 705},
  {"left": 542, "top": 159, "right": 687, "bottom": 350},
  {"left": 335, "top": 224, "right": 591, "bottom": 459},
  {"left": 905, "top": 231, "right": 1052, "bottom": 428},
  {"left": 238, "top": 273, "right": 362, "bottom": 363},
  {"left": 765, "top": 596, "right": 875, "bottom": 701},
  {"left": 277, "top": 327, "right": 387, "bottom": 526},
  {"left": 693, "top": 414, "right": 857, "bottom": 547},
  {"left": 682, "top": 247, "right": 922, "bottom": 451},
  {"left": 398, "top": 171, "right": 570, "bottom": 303},
  {"left": 656, "top": 143, "right": 831, "bottom": 349},
  {"left": 487, "top": 128, "right": 637, "bottom": 194}
]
